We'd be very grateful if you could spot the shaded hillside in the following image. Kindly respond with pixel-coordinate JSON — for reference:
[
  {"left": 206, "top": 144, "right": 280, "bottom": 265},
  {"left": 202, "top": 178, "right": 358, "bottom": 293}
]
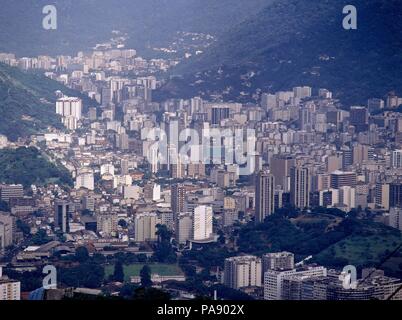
[
  {"left": 0, "top": 63, "right": 95, "bottom": 140},
  {"left": 161, "top": 0, "right": 402, "bottom": 105},
  {"left": 0, "top": 0, "right": 269, "bottom": 57},
  {"left": 0, "top": 147, "right": 73, "bottom": 187}
]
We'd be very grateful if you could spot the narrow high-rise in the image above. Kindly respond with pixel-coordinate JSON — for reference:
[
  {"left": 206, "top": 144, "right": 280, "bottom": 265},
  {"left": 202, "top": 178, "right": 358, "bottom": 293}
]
[
  {"left": 54, "top": 200, "right": 70, "bottom": 233},
  {"left": 255, "top": 170, "right": 275, "bottom": 223},
  {"left": 290, "top": 166, "right": 310, "bottom": 209},
  {"left": 171, "top": 184, "right": 186, "bottom": 217}
]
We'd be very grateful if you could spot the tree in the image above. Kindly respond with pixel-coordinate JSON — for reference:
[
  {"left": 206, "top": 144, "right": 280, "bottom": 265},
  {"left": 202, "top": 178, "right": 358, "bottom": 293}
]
[
  {"left": 81, "top": 209, "right": 92, "bottom": 216},
  {"left": 0, "top": 200, "right": 9, "bottom": 212},
  {"left": 30, "top": 229, "right": 51, "bottom": 245},
  {"left": 75, "top": 246, "right": 90, "bottom": 263},
  {"left": 154, "top": 224, "right": 177, "bottom": 263},
  {"left": 133, "top": 287, "right": 170, "bottom": 301},
  {"left": 118, "top": 219, "right": 128, "bottom": 228},
  {"left": 156, "top": 224, "right": 171, "bottom": 242},
  {"left": 140, "top": 265, "right": 152, "bottom": 288},
  {"left": 92, "top": 253, "right": 106, "bottom": 264},
  {"left": 59, "top": 262, "right": 104, "bottom": 289},
  {"left": 113, "top": 261, "right": 125, "bottom": 282},
  {"left": 120, "top": 283, "right": 138, "bottom": 299},
  {"left": 16, "top": 219, "right": 30, "bottom": 235}
]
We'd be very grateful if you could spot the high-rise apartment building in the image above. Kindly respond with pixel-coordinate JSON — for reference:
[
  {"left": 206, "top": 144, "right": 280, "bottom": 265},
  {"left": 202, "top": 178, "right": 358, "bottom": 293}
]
[
  {"left": 54, "top": 200, "right": 70, "bottom": 233},
  {"left": 0, "top": 267, "right": 20, "bottom": 301},
  {"left": 270, "top": 155, "right": 294, "bottom": 189},
  {"left": 171, "top": 184, "right": 186, "bottom": 217},
  {"left": 264, "top": 266, "right": 327, "bottom": 300},
  {"left": 134, "top": 213, "right": 158, "bottom": 242},
  {"left": 389, "top": 183, "right": 402, "bottom": 208},
  {"left": 224, "top": 256, "right": 262, "bottom": 289},
  {"left": 330, "top": 171, "right": 357, "bottom": 189},
  {"left": 175, "top": 213, "right": 193, "bottom": 244},
  {"left": 262, "top": 252, "right": 295, "bottom": 273},
  {"left": 97, "top": 214, "right": 118, "bottom": 237},
  {"left": 56, "top": 97, "right": 82, "bottom": 120},
  {"left": 389, "top": 207, "right": 402, "bottom": 231},
  {"left": 0, "top": 213, "right": 14, "bottom": 252},
  {"left": 391, "top": 150, "right": 402, "bottom": 168},
  {"left": 290, "top": 166, "right": 310, "bottom": 209},
  {"left": 193, "top": 205, "right": 213, "bottom": 241},
  {"left": 349, "top": 106, "right": 369, "bottom": 133},
  {"left": 0, "top": 184, "right": 23, "bottom": 202},
  {"left": 255, "top": 170, "right": 275, "bottom": 223}
]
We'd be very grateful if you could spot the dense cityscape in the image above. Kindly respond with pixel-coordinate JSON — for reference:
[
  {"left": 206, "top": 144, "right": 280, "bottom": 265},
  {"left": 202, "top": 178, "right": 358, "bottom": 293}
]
[{"left": 0, "top": 0, "right": 402, "bottom": 306}]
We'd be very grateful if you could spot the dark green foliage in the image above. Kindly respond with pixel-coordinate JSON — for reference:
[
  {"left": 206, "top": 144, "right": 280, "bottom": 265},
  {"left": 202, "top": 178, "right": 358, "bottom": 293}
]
[
  {"left": 0, "top": 200, "right": 9, "bottom": 212},
  {"left": 164, "top": 0, "right": 402, "bottom": 106},
  {"left": 30, "top": 229, "right": 51, "bottom": 245},
  {"left": 92, "top": 253, "right": 106, "bottom": 265},
  {"left": 113, "top": 252, "right": 141, "bottom": 265},
  {"left": 236, "top": 210, "right": 402, "bottom": 271},
  {"left": 112, "top": 260, "right": 125, "bottom": 283},
  {"left": 74, "top": 247, "right": 90, "bottom": 263},
  {"left": 81, "top": 209, "right": 92, "bottom": 216},
  {"left": 181, "top": 243, "right": 232, "bottom": 270},
  {"left": 132, "top": 287, "right": 171, "bottom": 301},
  {"left": 59, "top": 262, "right": 105, "bottom": 289},
  {"left": 140, "top": 265, "right": 152, "bottom": 288},
  {"left": 0, "top": 147, "right": 73, "bottom": 187},
  {"left": 3, "top": 268, "right": 42, "bottom": 292},
  {"left": 119, "top": 283, "right": 138, "bottom": 299},
  {"left": 118, "top": 219, "right": 128, "bottom": 228},
  {"left": 238, "top": 212, "right": 362, "bottom": 256},
  {"left": 16, "top": 219, "right": 30, "bottom": 236},
  {"left": 211, "top": 284, "right": 254, "bottom": 301},
  {"left": 153, "top": 224, "right": 177, "bottom": 263}
]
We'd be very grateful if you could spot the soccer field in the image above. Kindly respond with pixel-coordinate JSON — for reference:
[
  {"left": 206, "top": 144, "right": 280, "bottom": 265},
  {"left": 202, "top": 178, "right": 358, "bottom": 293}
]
[{"left": 105, "top": 263, "right": 183, "bottom": 281}]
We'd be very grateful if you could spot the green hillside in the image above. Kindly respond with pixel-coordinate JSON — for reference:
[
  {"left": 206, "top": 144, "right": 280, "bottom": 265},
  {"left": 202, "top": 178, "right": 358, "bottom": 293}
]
[
  {"left": 0, "top": 63, "right": 94, "bottom": 140},
  {"left": 237, "top": 210, "right": 402, "bottom": 277},
  {"left": 0, "top": 146, "right": 73, "bottom": 187},
  {"left": 0, "top": 0, "right": 269, "bottom": 57},
  {"left": 161, "top": 0, "right": 402, "bottom": 105}
]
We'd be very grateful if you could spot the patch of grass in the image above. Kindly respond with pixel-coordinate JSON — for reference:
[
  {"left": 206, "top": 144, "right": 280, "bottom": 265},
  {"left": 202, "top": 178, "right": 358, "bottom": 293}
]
[
  {"left": 105, "top": 263, "right": 183, "bottom": 282},
  {"left": 315, "top": 233, "right": 402, "bottom": 269}
]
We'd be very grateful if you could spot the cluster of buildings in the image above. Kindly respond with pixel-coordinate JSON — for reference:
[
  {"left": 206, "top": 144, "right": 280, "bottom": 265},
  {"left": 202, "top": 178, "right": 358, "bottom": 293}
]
[
  {"left": 1, "top": 29, "right": 402, "bottom": 300},
  {"left": 223, "top": 252, "right": 402, "bottom": 300},
  {"left": 0, "top": 266, "right": 20, "bottom": 301}
]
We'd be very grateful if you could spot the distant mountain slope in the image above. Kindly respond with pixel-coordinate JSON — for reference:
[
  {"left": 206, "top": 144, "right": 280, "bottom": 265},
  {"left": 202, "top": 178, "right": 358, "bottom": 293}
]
[
  {"left": 160, "top": 0, "right": 402, "bottom": 105},
  {"left": 0, "top": 63, "right": 93, "bottom": 140},
  {"left": 0, "top": 0, "right": 269, "bottom": 57}
]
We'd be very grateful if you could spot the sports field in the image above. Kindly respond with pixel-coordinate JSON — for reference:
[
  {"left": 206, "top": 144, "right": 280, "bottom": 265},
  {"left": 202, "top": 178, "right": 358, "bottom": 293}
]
[{"left": 105, "top": 263, "right": 183, "bottom": 281}]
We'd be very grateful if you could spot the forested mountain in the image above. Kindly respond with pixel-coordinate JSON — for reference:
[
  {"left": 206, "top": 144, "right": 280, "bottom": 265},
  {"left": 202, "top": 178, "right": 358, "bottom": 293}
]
[
  {"left": 0, "top": 0, "right": 269, "bottom": 57},
  {"left": 0, "top": 63, "right": 94, "bottom": 140},
  {"left": 161, "top": 0, "right": 402, "bottom": 105}
]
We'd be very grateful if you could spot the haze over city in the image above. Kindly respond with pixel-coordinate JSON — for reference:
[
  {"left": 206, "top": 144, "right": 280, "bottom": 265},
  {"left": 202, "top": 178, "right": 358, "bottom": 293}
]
[{"left": 0, "top": 0, "right": 402, "bottom": 309}]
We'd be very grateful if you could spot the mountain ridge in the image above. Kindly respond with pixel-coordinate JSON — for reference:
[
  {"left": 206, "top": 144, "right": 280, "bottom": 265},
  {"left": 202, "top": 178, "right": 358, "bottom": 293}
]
[
  {"left": 159, "top": 0, "right": 402, "bottom": 105},
  {"left": 0, "top": 0, "right": 270, "bottom": 57}
]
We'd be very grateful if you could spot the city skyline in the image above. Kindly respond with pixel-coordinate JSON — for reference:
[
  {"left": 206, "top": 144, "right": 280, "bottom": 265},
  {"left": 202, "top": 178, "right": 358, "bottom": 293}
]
[{"left": 0, "top": 0, "right": 402, "bottom": 309}]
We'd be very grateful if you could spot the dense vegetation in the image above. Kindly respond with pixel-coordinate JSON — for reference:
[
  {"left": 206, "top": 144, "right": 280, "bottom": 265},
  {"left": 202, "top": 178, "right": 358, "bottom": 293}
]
[
  {"left": 238, "top": 211, "right": 402, "bottom": 273},
  {"left": 177, "top": 207, "right": 402, "bottom": 286},
  {"left": 0, "top": 0, "right": 269, "bottom": 57},
  {"left": 0, "top": 147, "right": 73, "bottom": 187},
  {"left": 0, "top": 63, "right": 95, "bottom": 140},
  {"left": 163, "top": 0, "right": 402, "bottom": 106}
]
